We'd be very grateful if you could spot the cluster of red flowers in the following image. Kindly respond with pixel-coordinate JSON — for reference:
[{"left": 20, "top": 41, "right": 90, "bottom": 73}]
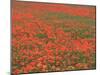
[{"left": 12, "top": 1, "right": 96, "bottom": 75}]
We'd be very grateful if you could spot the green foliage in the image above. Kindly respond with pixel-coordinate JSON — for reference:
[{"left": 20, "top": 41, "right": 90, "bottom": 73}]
[
  {"left": 36, "top": 33, "right": 47, "bottom": 38},
  {"left": 41, "top": 12, "right": 95, "bottom": 25},
  {"left": 78, "top": 30, "right": 94, "bottom": 39}
]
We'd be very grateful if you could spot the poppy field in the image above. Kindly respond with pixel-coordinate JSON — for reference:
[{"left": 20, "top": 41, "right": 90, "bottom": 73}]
[{"left": 12, "top": 1, "right": 96, "bottom": 75}]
